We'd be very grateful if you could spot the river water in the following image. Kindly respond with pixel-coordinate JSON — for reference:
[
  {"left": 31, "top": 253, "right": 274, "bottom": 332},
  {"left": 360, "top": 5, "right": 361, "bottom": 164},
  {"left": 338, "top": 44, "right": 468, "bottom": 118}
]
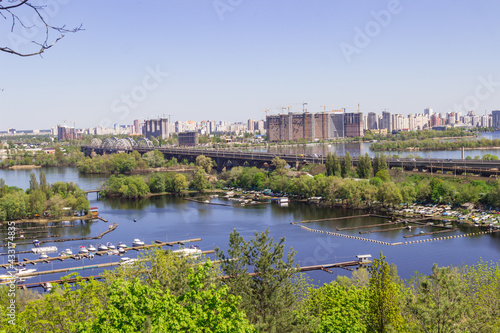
[
  {"left": 1, "top": 167, "right": 499, "bottom": 289},
  {"left": 250, "top": 131, "right": 500, "bottom": 159}
]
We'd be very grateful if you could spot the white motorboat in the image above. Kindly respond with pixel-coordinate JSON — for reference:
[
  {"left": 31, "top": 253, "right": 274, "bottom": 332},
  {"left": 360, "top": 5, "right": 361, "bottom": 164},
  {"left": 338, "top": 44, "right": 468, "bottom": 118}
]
[
  {"left": 59, "top": 248, "right": 73, "bottom": 256},
  {"left": 119, "top": 257, "right": 137, "bottom": 265},
  {"left": 15, "top": 268, "right": 37, "bottom": 276},
  {"left": 106, "top": 242, "right": 116, "bottom": 250},
  {"left": 79, "top": 246, "right": 88, "bottom": 254},
  {"left": 132, "top": 239, "right": 145, "bottom": 247},
  {"left": 0, "top": 274, "right": 16, "bottom": 283},
  {"left": 108, "top": 249, "right": 119, "bottom": 255},
  {"left": 87, "top": 245, "right": 97, "bottom": 252},
  {"left": 39, "top": 253, "right": 49, "bottom": 260},
  {"left": 118, "top": 247, "right": 126, "bottom": 254},
  {"left": 117, "top": 242, "right": 127, "bottom": 249},
  {"left": 98, "top": 244, "right": 108, "bottom": 251},
  {"left": 173, "top": 246, "right": 203, "bottom": 257}
]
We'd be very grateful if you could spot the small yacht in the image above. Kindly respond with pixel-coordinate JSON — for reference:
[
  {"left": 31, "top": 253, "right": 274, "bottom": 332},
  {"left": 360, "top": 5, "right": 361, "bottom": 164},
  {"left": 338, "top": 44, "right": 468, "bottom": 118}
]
[
  {"left": 173, "top": 245, "right": 203, "bottom": 257},
  {"left": 98, "top": 244, "right": 108, "bottom": 251},
  {"left": 117, "top": 242, "right": 127, "bottom": 249},
  {"left": 39, "top": 253, "right": 49, "bottom": 260},
  {"left": 119, "top": 257, "right": 138, "bottom": 265},
  {"left": 78, "top": 246, "right": 88, "bottom": 254},
  {"left": 64, "top": 249, "right": 73, "bottom": 255},
  {"left": 118, "top": 247, "right": 126, "bottom": 254},
  {"left": 87, "top": 245, "right": 97, "bottom": 252},
  {"left": 0, "top": 274, "right": 16, "bottom": 284},
  {"left": 15, "top": 268, "right": 37, "bottom": 276},
  {"left": 132, "top": 239, "right": 145, "bottom": 247},
  {"left": 106, "top": 242, "right": 116, "bottom": 250}
]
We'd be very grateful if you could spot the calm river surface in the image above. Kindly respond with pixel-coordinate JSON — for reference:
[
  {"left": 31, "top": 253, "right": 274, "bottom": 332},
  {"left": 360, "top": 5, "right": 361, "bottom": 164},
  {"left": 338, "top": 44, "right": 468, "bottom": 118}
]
[
  {"left": 1, "top": 167, "right": 500, "bottom": 289},
  {"left": 250, "top": 131, "right": 500, "bottom": 159}
]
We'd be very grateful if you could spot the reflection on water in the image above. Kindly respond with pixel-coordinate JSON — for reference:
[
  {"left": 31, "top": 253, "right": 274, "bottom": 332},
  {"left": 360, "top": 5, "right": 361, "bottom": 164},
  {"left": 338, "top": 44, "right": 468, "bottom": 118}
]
[
  {"left": 248, "top": 131, "right": 500, "bottom": 159},
  {"left": 1, "top": 156, "right": 500, "bottom": 289}
]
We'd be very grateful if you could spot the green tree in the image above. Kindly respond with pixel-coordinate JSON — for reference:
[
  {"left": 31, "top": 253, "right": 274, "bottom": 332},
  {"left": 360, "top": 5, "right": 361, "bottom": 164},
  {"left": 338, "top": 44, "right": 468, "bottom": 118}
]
[
  {"left": 373, "top": 154, "right": 388, "bottom": 177},
  {"left": 271, "top": 156, "right": 288, "bottom": 176},
  {"left": 29, "top": 172, "right": 39, "bottom": 191},
  {"left": 406, "top": 264, "right": 469, "bottom": 332},
  {"left": 342, "top": 152, "right": 352, "bottom": 177},
  {"left": 356, "top": 153, "right": 372, "bottom": 179},
  {"left": 143, "top": 150, "right": 165, "bottom": 168},
  {"left": 173, "top": 174, "right": 188, "bottom": 193},
  {"left": 305, "top": 282, "right": 368, "bottom": 332},
  {"left": 325, "top": 152, "right": 334, "bottom": 176},
  {"left": 367, "top": 252, "right": 405, "bottom": 332},
  {"left": 191, "top": 167, "right": 209, "bottom": 192},
  {"left": 196, "top": 155, "right": 213, "bottom": 173},
  {"left": 216, "top": 229, "right": 311, "bottom": 332},
  {"left": 332, "top": 152, "right": 342, "bottom": 177}
]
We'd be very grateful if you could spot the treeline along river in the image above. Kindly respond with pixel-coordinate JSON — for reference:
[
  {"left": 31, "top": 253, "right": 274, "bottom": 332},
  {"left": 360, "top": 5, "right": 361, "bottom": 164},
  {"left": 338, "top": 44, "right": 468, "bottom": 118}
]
[
  {"left": 1, "top": 166, "right": 500, "bottom": 289},
  {"left": 251, "top": 131, "right": 500, "bottom": 159}
]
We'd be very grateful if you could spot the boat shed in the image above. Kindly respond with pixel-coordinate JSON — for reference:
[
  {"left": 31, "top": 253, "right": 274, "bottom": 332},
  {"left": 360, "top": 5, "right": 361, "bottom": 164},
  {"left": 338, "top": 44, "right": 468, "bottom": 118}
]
[{"left": 356, "top": 254, "right": 372, "bottom": 264}]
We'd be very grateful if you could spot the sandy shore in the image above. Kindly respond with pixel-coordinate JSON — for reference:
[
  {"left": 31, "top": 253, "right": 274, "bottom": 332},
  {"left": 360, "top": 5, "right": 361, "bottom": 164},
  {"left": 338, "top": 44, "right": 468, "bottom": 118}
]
[{"left": 8, "top": 165, "right": 41, "bottom": 169}]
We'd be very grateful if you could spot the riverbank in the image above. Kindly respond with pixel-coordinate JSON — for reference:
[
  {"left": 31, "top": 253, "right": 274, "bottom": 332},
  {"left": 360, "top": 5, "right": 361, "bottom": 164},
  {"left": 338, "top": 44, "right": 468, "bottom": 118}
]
[
  {"left": 8, "top": 165, "right": 41, "bottom": 169},
  {"left": 0, "top": 214, "right": 95, "bottom": 226}
]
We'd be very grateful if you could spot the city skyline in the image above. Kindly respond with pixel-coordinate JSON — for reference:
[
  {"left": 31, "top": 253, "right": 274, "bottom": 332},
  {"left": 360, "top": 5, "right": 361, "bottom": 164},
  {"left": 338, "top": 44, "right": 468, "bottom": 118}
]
[{"left": 1, "top": 1, "right": 500, "bottom": 129}]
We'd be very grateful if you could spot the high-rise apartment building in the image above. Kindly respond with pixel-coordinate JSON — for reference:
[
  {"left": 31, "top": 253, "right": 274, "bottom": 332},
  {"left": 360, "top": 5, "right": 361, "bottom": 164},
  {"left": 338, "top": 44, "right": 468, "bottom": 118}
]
[
  {"left": 367, "top": 112, "right": 378, "bottom": 130},
  {"left": 492, "top": 110, "right": 500, "bottom": 128},
  {"left": 143, "top": 118, "right": 169, "bottom": 139}
]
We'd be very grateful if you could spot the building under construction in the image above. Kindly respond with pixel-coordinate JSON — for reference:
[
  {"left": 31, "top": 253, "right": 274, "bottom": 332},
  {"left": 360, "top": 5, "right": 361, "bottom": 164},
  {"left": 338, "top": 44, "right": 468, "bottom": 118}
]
[{"left": 266, "top": 111, "right": 362, "bottom": 142}]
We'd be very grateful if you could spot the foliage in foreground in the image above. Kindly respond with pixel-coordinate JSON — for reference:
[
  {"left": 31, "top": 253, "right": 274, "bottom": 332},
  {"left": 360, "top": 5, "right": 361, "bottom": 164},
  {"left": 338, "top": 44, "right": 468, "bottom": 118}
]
[{"left": 1, "top": 233, "right": 500, "bottom": 332}]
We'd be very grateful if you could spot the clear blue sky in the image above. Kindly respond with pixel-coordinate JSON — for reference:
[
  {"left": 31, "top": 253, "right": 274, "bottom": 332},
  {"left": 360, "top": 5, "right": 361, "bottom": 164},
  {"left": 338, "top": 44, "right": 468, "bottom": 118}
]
[{"left": 1, "top": 0, "right": 500, "bottom": 130}]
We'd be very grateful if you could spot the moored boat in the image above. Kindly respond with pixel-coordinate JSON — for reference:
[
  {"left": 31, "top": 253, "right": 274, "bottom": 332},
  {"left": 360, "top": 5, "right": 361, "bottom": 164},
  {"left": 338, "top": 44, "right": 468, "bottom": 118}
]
[
  {"left": 117, "top": 242, "right": 127, "bottom": 249},
  {"left": 132, "top": 239, "right": 145, "bottom": 247},
  {"left": 15, "top": 268, "right": 37, "bottom": 276},
  {"left": 79, "top": 246, "right": 88, "bottom": 254},
  {"left": 39, "top": 253, "right": 49, "bottom": 260},
  {"left": 87, "top": 245, "right": 97, "bottom": 252},
  {"left": 173, "top": 245, "right": 203, "bottom": 257},
  {"left": 106, "top": 242, "right": 116, "bottom": 250},
  {"left": 98, "top": 244, "right": 108, "bottom": 251}
]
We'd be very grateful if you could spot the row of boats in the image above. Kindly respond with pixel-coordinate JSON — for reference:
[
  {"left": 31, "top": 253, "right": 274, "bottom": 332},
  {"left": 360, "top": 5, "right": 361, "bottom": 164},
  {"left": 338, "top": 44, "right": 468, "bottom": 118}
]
[{"left": 38, "top": 239, "right": 146, "bottom": 260}]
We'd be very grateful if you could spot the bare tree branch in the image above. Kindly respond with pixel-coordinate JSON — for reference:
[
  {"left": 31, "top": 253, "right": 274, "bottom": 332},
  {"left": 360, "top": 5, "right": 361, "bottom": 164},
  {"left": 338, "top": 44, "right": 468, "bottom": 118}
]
[{"left": 0, "top": 0, "right": 82, "bottom": 56}]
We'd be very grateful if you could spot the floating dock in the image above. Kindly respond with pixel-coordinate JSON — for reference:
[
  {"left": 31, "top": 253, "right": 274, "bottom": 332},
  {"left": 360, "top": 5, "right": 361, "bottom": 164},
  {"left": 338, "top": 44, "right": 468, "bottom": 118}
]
[{"left": 0, "top": 223, "right": 118, "bottom": 248}]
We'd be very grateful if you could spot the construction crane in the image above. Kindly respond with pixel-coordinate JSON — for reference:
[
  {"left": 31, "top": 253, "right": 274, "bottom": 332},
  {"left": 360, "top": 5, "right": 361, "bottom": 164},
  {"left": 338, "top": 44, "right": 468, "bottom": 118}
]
[{"left": 302, "top": 102, "right": 308, "bottom": 112}]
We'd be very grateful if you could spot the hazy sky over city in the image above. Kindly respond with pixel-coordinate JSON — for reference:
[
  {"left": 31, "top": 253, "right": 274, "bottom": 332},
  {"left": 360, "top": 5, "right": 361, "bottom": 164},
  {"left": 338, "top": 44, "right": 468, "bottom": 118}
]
[{"left": 1, "top": 0, "right": 500, "bottom": 130}]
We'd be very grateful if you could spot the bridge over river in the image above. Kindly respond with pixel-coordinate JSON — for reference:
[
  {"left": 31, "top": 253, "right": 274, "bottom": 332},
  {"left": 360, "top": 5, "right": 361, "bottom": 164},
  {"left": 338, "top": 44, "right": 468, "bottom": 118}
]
[{"left": 81, "top": 145, "right": 500, "bottom": 177}]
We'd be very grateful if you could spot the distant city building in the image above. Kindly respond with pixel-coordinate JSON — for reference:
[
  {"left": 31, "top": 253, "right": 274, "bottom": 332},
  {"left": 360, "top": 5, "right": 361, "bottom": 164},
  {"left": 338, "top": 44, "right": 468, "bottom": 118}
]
[
  {"left": 266, "top": 112, "right": 345, "bottom": 142},
  {"left": 178, "top": 131, "right": 199, "bottom": 146},
  {"left": 134, "top": 119, "right": 141, "bottom": 134},
  {"left": 344, "top": 112, "right": 364, "bottom": 137},
  {"left": 380, "top": 111, "right": 392, "bottom": 132},
  {"left": 492, "top": 110, "right": 500, "bottom": 128},
  {"left": 143, "top": 118, "right": 169, "bottom": 140},
  {"left": 57, "top": 125, "right": 76, "bottom": 141},
  {"left": 424, "top": 107, "right": 433, "bottom": 116},
  {"left": 247, "top": 119, "right": 255, "bottom": 132},
  {"left": 367, "top": 112, "right": 378, "bottom": 130}
]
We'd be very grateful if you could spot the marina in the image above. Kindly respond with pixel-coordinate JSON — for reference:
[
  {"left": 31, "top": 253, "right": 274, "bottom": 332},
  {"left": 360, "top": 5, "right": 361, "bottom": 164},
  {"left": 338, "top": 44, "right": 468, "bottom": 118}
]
[{"left": 1, "top": 167, "right": 500, "bottom": 288}]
